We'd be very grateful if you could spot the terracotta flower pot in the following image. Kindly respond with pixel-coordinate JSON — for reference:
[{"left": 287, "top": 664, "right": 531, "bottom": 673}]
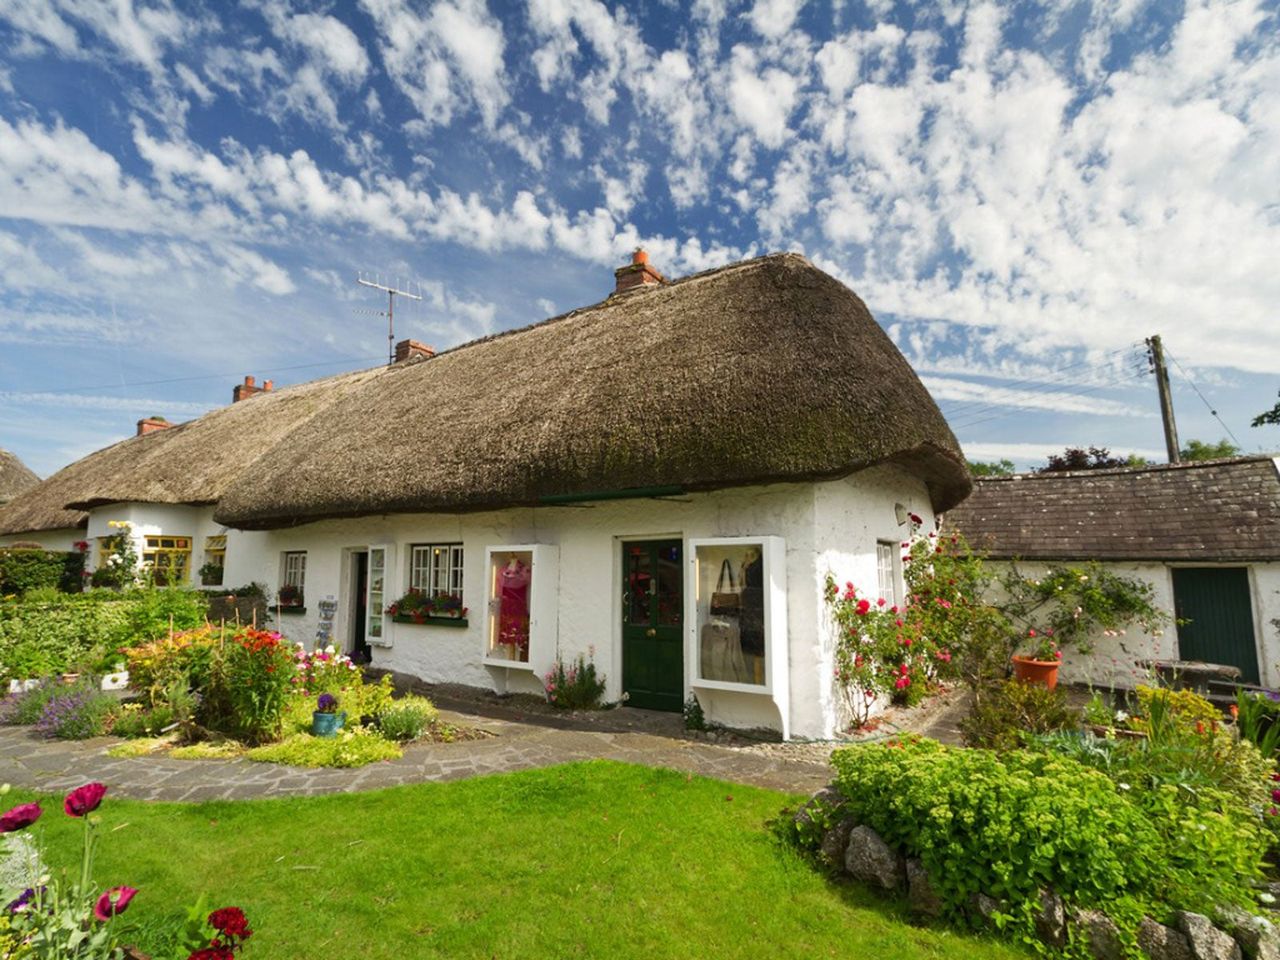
[{"left": 1011, "top": 656, "right": 1060, "bottom": 690}]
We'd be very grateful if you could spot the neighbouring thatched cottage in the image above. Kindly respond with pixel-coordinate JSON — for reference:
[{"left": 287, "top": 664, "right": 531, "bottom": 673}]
[
  {"left": 946, "top": 457, "right": 1280, "bottom": 689},
  {"left": 0, "top": 449, "right": 39, "bottom": 509},
  {"left": 0, "top": 253, "right": 969, "bottom": 738}
]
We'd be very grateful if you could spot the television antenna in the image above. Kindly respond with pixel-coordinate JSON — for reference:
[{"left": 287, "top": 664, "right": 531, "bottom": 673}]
[{"left": 356, "top": 271, "right": 423, "bottom": 364}]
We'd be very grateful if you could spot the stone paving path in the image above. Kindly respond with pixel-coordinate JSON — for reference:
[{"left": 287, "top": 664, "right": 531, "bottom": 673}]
[{"left": 0, "top": 709, "right": 834, "bottom": 803}]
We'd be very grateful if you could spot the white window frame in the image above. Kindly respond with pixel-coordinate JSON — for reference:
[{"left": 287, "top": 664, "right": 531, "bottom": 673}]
[
  {"left": 282, "top": 551, "right": 307, "bottom": 595},
  {"left": 876, "top": 541, "right": 899, "bottom": 605},
  {"left": 409, "top": 543, "right": 465, "bottom": 599}
]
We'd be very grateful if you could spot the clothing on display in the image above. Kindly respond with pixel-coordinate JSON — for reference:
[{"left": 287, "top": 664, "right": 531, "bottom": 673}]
[
  {"left": 694, "top": 543, "right": 767, "bottom": 686},
  {"left": 497, "top": 558, "right": 531, "bottom": 655}
]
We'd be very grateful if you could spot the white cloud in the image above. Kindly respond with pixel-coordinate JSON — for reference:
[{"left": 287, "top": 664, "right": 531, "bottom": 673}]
[
  {"left": 727, "top": 46, "right": 799, "bottom": 149},
  {"left": 749, "top": 0, "right": 805, "bottom": 40}
]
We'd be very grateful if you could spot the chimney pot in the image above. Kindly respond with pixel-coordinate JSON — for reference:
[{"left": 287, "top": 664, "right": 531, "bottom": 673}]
[
  {"left": 136, "top": 417, "right": 172, "bottom": 436},
  {"left": 233, "top": 375, "right": 270, "bottom": 403},
  {"left": 614, "top": 249, "right": 667, "bottom": 295},
  {"left": 264, "top": 380, "right": 274, "bottom": 391},
  {"left": 394, "top": 339, "right": 436, "bottom": 363},
  {"left": 244, "top": 375, "right": 255, "bottom": 387}
]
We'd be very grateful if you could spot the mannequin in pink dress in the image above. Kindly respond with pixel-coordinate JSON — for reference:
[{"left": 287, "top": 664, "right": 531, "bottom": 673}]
[{"left": 498, "top": 557, "right": 531, "bottom": 657}]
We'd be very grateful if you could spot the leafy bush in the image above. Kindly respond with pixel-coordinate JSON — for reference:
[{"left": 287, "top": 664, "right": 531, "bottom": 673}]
[
  {"left": 34, "top": 680, "right": 119, "bottom": 739},
  {"left": 542, "top": 651, "right": 608, "bottom": 709},
  {"left": 1132, "top": 684, "right": 1221, "bottom": 734},
  {"left": 826, "top": 738, "right": 1266, "bottom": 940},
  {"left": 0, "top": 588, "right": 207, "bottom": 682},
  {"left": 124, "top": 625, "right": 221, "bottom": 706},
  {"left": 1236, "top": 690, "right": 1280, "bottom": 758},
  {"left": 169, "top": 741, "right": 246, "bottom": 760},
  {"left": 377, "top": 695, "right": 439, "bottom": 742},
  {"left": 960, "top": 679, "right": 1075, "bottom": 750},
  {"left": 0, "top": 547, "right": 84, "bottom": 595},
  {"left": 246, "top": 728, "right": 402, "bottom": 767}
]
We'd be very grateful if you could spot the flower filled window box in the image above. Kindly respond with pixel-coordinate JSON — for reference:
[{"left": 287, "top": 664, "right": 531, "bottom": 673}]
[
  {"left": 276, "top": 584, "right": 305, "bottom": 611},
  {"left": 387, "top": 589, "right": 469, "bottom": 626}
]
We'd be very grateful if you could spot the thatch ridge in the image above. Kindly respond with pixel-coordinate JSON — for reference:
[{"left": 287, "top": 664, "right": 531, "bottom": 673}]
[
  {"left": 0, "top": 449, "right": 39, "bottom": 505},
  {"left": 215, "top": 252, "right": 970, "bottom": 529}
]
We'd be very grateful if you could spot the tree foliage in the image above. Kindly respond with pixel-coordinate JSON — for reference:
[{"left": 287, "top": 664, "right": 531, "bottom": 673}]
[
  {"left": 1040, "top": 446, "right": 1148, "bottom": 471},
  {"left": 966, "top": 458, "right": 1016, "bottom": 477},
  {"left": 1253, "top": 391, "right": 1280, "bottom": 428},
  {"left": 1179, "top": 438, "right": 1241, "bottom": 461}
]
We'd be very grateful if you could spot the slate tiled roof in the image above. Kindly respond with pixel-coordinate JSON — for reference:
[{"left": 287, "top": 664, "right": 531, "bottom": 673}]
[{"left": 944, "top": 456, "right": 1280, "bottom": 562}]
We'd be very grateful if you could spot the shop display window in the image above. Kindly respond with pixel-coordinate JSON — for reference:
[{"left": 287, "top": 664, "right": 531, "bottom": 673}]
[
  {"left": 487, "top": 549, "right": 533, "bottom": 663},
  {"left": 693, "top": 542, "right": 767, "bottom": 686}
]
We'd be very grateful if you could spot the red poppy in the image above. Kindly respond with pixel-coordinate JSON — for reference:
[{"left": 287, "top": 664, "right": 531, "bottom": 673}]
[
  {"left": 94, "top": 886, "right": 137, "bottom": 921},
  {"left": 0, "top": 802, "right": 41, "bottom": 833},
  {"left": 64, "top": 782, "right": 108, "bottom": 818}
]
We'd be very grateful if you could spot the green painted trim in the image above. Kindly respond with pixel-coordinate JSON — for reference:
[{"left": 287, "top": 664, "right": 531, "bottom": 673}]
[
  {"left": 538, "top": 485, "right": 685, "bottom": 506},
  {"left": 392, "top": 614, "right": 469, "bottom": 628}
]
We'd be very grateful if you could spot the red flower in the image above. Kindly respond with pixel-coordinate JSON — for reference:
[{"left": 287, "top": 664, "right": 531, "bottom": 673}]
[
  {"left": 209, "top": 906, "right": 252, "bottom": 940},
  {"left": 65, "top": 782, "right": 108, "bottom": 817},
  {"left": 908, "top": 513, "right": 922, "bottom": 525},
  {"left": 188, "top": 949, "right": 234, "bottom": 960},
  {"left": 94, "top": 886, "right": 137, "bottom": 921},
  {"left": 876, "top": 598, "right": 886, "bottom": 607},
  {"left": 855, "top": 599, "right": 871, "bottom": 615},
  {"left": 0, "top": 802, "right": 41, "bottom": 833}
]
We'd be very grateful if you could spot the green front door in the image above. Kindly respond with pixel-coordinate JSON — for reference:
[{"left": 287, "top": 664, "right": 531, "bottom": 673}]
[
  {"left": 1172, "top": 567, "right": 1260, "bottom": 684},
  {"left": 622, "top": 540, "right": 684, "bottom": 712}
]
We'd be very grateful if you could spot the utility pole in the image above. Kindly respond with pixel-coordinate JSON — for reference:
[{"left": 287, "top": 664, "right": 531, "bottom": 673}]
[
  {"left": 1145, "top": 335, "right": 1181, "bottom": 463},
  {"left": 356, "top": 273, "right": 423, "bottom": 365}
]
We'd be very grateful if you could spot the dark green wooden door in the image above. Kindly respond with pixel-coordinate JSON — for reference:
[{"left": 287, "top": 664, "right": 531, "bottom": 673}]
[
  {"left": 622, "top": 540, "right": 684, "bottom": 712},
  {"left": 1172, "top": 567, "right": 1259, "bottom": 684}
]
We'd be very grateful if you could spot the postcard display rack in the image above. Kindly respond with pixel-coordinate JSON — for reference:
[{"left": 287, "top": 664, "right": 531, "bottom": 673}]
[
  {"left": 483, "top": 544, "right": 559, "bottom": 692},
  {"left": 686, "top": 536, "right": 790, "bottom": 740}
]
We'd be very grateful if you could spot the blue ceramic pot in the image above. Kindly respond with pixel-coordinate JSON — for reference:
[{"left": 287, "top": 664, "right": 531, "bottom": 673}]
[{"left": 312, "top": 710, "right": 346, "bottom": 738}]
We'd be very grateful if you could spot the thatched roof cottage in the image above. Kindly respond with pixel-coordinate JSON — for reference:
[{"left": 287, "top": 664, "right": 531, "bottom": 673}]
[
  {"left": 0, "top": 252, "right": 968, "bottom": 737},
  {"left": 0, "top": 449, "right": 39, "bottom": 508}
]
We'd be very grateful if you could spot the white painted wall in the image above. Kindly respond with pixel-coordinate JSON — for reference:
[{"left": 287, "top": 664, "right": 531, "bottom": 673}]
[
  {"left": 85, "top": 504, "right": 242, "bottom": 589},
  {"left": 1253, "top": 565, "right": 1280, "bottom": 687},
  {"left": 221, "top": 471, "right": 932, "bottom": 740},
  {"left": 0, "top": 528, "right": 85, "bottom": 552},
  {"left": 813, "top": 465, "right": 938, "bottom": 735}
]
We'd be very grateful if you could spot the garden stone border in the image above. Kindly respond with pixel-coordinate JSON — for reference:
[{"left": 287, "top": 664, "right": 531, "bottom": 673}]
[{"left": 792, "top": 785, "right": 1279, "bottom": 960}]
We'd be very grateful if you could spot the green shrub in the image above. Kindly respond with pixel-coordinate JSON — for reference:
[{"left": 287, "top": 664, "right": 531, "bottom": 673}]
[
  {"left": 0, "top": 588, "right": 208, "bottom": 683},
  {"left": 377, "top": 695, "right": 439, "bottom": 742},
  {"left": 0, "top": 548, "right": 84, "bottom": 595},
  {"left": 215, "top": 629, "right": 296, "bottom": 744},
  {"left": 246, "top": 728, "right": 402, "bottom": 768},
  {"left": 960, "top": 679, "right": 1075, "bottom": 750},
  {"left": 826, "top": 738, "right": 1266, "bottom": 939}
]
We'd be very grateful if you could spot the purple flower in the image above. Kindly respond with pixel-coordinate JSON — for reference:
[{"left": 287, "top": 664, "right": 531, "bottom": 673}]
[
  {"left": 6, "top": 888, "right": 37, "bottom": 913},
  {"left": 1267, "top": 689, "right": 1280, "bottom": 703},
  {"left": 316, "top": 693, "right": 338, "bottom": 713}
]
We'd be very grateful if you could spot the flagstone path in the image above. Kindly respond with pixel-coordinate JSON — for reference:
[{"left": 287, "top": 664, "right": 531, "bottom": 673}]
[{"left": 0, "top": 708, "right": 836, "bottom": 802}]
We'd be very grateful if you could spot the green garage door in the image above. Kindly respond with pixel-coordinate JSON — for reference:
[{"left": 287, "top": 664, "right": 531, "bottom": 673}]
[{"left": 1171, "top": 567, "right": 1259, "bottom": 684}]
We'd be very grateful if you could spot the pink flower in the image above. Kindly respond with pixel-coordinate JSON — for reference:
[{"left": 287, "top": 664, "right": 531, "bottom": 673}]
[
  {"left": 877, "top": 598, "right": 886, "bottom": 607},
  {"left": 64, "top": 783, "right": 107, "bottom": 818},
  {"left": 1028, "top": 629, "right": 1037, "bottom": 638},
  {"left": 94, "top": 887, "right": 137, "bottom": 921},
  {"left": 0, "top": 803, "right": 42, "bottom": 833}
]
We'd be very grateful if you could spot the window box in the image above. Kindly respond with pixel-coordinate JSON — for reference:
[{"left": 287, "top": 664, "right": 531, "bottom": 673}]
[
  {"left": 391, "top": 613, "right": 469, "bottom": 628},
  {"left": 277, "top": 605, "right": 307, "bottom": 615}
]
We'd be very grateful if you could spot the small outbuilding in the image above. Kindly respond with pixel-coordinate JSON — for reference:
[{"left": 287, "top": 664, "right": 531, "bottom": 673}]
[{"left": 946, "top": 457, "right": 1280, "bottom": 689}]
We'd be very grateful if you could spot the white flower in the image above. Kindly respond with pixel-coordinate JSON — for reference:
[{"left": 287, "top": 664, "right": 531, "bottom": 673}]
[
  {"left": 1117, "top": 782, "right": 1131, "bottom": 791},
  {"left": 324, "top": 644, "right": 336, "bottom": 655},
  {"left": 1114, "top": 711, "right": 1129, "bottom": 723}
]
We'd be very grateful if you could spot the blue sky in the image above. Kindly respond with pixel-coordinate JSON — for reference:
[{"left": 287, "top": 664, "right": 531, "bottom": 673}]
[{"left": 1, "top": 0, "right": 1278, "bottom": 478}]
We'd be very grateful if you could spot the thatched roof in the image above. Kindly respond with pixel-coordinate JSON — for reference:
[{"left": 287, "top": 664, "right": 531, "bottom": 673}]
[
  {"left": 0, "top": 367, "right": 388, "bottom": 536},
  {"left": 215, "top": 253, "right": 970, "bottom": 529},
  {"left": 0, "top": 449, "right": 39, "bottom": 505},
  {"left": 945, "top": 456, "right": 1280, "bottom": 562}
]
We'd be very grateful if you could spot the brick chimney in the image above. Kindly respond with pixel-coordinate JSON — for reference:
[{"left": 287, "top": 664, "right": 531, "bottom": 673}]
[
  {"left": 232, "top": 375, "right": 274, "bottom": 403},
  {"left": 394, "top": 339, "right": 436, "bottom": 363},
  {"left": 614, "top": 248, "right": 667, "bottom": 295},
  {"left": 136, "top": 417, "right": 172, "bottom": 436}
]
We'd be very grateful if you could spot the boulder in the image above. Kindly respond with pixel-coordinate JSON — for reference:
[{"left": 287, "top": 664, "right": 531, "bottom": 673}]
[
  {"left": 1034, "top": 889, "right": 1067, "bottom": 949},
  {"left": 793, "top": 786, "right": 845, "bottom": 832},
  {"left": 970, "top": 893, "right": 1001, "bottom": 923},
  {"left": 819, "top": 816, "right": 859, "bottom": 869},
  {"left": 1072, "top": 909, "right": 1125, "bottom": 960},
  {"left": 905, "top": 859, "right": 944, "bottom": 917},
  {"left": 1215, "top": 906, "right": 1280, "bottom": 960},
  {"left": 1138, "top": 918, "right": 1195, "bottom": 960},
  {"left": 843, "top": 825, "right": 904, "bottom": 891},
  {"left": 1177, "top": 912, "right": 1243, "bottom": 960}
]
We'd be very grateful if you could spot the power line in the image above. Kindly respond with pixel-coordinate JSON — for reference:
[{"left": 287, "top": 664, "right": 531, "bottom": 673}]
[
  {"left": 18, "top": 356, "right": 387, "bottom": 397},
  {"left": 934, "top": 342, "right": 1145, "bottom": 422},
  {"left": 948, "top": 369, "right": 1148, "bottom": 431},
  {"left": 1162, "top": 346, "right": 1244, "bottom": 449}
]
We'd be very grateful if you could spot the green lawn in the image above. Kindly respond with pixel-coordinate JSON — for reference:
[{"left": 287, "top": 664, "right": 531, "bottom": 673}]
[{"left": 11, "top": 761, "right": 1029, "bottom": 959}]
